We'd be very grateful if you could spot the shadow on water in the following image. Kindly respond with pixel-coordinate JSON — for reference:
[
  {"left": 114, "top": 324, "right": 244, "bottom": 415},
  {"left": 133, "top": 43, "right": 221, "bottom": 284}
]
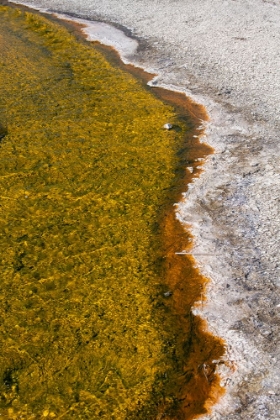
[{"left": 0, "top": 123, "right": 7, "bottom": 141}]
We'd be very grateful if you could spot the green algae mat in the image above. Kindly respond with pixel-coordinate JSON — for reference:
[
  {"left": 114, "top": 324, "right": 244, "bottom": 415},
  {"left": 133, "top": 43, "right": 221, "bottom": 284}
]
[{"left": 0, "top": 5, "right": 225, "bottom": 419}]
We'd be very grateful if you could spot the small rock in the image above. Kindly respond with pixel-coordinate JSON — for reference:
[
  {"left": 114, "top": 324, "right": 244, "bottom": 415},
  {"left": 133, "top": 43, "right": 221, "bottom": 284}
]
[
  {"left": 163, "top": 123, "right": 173, "bottom": 130},
  {"left": 163, "top": 291, "right": 172, "bottom": 297}
]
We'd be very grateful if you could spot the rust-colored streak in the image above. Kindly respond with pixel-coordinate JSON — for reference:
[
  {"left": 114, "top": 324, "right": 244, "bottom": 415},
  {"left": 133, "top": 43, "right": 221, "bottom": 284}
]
[
  {"left": 161, "top": 211, "right": 225, "bottom": 419},
  {"left": 156, "top": 90, "right": 225, "bottom": 418}
]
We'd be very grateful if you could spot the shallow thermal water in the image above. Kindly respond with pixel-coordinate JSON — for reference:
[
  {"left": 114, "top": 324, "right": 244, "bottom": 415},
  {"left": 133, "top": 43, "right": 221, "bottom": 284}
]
[
  {"left": 0, "top": 4, "right": 225, "bottom": 419},
  {"left": 7, "top": 2, "right": 280, "bottom": 420}
]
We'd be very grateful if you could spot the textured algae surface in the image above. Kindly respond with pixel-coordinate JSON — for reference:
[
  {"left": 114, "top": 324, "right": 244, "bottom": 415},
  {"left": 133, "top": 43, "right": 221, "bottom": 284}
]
[{"left": 0, "top": 5, "right": 225, "bottom": 419}]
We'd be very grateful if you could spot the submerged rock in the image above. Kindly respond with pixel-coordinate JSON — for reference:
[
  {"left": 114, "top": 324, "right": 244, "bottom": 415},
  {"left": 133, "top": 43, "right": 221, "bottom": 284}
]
[{"left": 163, "top": 122, "right": 173, "bottom": 130}]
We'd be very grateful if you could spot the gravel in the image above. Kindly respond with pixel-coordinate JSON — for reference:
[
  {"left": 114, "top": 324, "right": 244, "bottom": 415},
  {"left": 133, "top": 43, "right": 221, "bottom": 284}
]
[{"left": 9, "top": 0, "right": 280, "bottom": 418}]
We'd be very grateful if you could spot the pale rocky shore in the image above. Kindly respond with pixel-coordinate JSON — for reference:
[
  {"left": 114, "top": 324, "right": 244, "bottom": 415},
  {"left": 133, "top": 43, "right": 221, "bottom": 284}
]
[{"left": 9, "top": 1, "right": 280, "bottom": 419}]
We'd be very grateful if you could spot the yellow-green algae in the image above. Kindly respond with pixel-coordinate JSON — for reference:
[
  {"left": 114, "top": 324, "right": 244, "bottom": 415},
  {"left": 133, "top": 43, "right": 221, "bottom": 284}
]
[
  {"left": 0, "top": 5, "right": 191, "bottom": 419},
  {"left": 0, "top": 5, "right": 226, "bottom": 419}
]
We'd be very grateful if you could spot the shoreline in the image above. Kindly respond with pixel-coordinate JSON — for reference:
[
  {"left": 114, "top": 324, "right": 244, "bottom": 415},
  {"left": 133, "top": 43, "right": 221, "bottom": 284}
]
[
  {"left": 45, "top": 11, "right": 234, "bottom": 417},
  {"left": 1, "top": 3, "right": 228, "bottom": 418},
  {"left": 0, "top": 5, "right": 225, "bottom": 418},
  {"left": 6, "top": 1, "right": 280, "bottom": 419},
  {"left": 31, "top": 10, "right": 246, "bottom": 418}
]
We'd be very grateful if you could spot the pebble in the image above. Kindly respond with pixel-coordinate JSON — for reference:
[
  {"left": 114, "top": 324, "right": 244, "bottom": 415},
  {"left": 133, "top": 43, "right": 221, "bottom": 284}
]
[{"left": 163, "top": 123, "right": 173, "bottom": 130}]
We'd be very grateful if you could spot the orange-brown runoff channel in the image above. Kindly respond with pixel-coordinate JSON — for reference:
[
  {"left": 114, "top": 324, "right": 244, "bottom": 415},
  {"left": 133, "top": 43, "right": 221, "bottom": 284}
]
[{"left": 155, "top": 94, "right": 226, "bottom": 419}]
